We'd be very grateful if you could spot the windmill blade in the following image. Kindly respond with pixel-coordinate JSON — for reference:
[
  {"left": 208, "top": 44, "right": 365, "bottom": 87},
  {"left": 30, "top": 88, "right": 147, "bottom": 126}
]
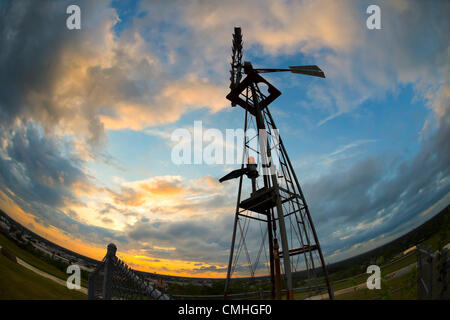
[
  {"left": 289, "top": 65, "right": 325, "bottom": 78},
  {"left": 219, "top": 168, "right": 248, "bottom": 183}
]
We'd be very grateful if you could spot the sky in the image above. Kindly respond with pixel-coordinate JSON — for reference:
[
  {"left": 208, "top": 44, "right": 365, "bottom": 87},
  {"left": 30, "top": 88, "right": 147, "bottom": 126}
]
[{"left": 0, "top": 0, "right": 448, "bottom": 278}]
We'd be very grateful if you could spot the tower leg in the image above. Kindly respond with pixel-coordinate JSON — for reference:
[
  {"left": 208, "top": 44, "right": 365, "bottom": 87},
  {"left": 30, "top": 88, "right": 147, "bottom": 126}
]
[
  {"left": 224, "top": 208, "right": 239, "bottom": 299},
  {"left": 251, "top": 83, "right": 294, "bottom": 299},
  {"left": 271, "top": 172, "right": 294, "bottom": 299},
  {"left": 224, "top": 109, "right": 249, "bottom": 299},
  {"left": 266, "top": 108, "right": 334, "bottom": 300},
  {"left": 273, "top": 239, "right": 282, "bottom": 299},
  {"left": 283, "top": 143, "right": 333, "bottom": 299}
]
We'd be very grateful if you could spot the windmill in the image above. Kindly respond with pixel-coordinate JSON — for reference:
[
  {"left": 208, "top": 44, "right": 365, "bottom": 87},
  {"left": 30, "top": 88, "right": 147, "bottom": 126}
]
[{"left": 221, "top": 27, "right": 333, "bottom": 300}]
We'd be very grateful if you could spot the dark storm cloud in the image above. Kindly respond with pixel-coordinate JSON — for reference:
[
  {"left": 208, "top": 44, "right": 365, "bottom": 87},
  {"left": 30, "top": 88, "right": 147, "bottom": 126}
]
[
  {"left": 125, "top": 206, "right": 278, "bottom": 266},
  {"left": 0, "top": 0, "right": 137, "bottom": 249},
  {"left": 0, "top": 0, "right": 111, "bottom": 146},
  {"left": 305, "top": 157, "right": 385, "bottom": 224},
  {"left": 304, "top": 111, "right": 450, "bottom": 258},
  {"left": 170, "top": 193, "right": 233, "bottom": 213},
  {"left": 191, "top": 264, "right": 227, "bottom": 273},
  {"left": 0, "top": 123, "right": 85, "bottom": 207},
  {"left": 0, "top": 0, "right": 68, "bottom": 120},
  {"left": 126, "top": 214, "right": 237, "bottom": 263},
  {"left": 0, "top": 122, "right": 127, "bottom": 245}
]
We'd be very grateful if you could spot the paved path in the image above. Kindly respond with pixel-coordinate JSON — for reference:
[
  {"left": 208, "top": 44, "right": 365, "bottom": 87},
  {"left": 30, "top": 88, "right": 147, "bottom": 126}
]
[
  {"left": 0, "top": 245, "right": 88, "bottom": 295},
  {"left": 306, "top": 263, "right": 417, "bottom": 300}
]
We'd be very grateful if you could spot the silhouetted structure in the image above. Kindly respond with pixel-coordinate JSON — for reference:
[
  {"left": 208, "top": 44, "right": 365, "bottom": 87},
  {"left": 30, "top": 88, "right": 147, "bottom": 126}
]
[{"left": 222, "top": 27, "right": 332, "bottom": 300}]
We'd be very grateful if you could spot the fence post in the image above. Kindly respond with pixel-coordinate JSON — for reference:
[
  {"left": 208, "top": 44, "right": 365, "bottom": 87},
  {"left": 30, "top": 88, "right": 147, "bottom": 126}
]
[
  {"left": 259, "top": 287, "right": 264, "bottom": 299},
  {"left": 417, "top": 245, "right": 422, "bottom": 299},
  {"left": 426, "top": 246, "right": 433, "bottom": 299},
  {"left": 438, "top": 248, "right": 448, "bottom": 299},
  {"left": 330, "top": 281, "right": 335, "bottom": 300},
  {"left": 417, "top": 244, "right": 428, "bottom": 299},
  {"left": 88, "top": 272, "right": 95, "bottom": 300},
  {"left": 102, "top": 243, "right": 117, "bottom": 300}
]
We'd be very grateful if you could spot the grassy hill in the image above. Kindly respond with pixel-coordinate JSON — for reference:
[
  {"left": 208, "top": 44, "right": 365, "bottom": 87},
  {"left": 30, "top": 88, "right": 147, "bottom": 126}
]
[{"left": 0, "top": 253, "right": 85, "bottom": 300}]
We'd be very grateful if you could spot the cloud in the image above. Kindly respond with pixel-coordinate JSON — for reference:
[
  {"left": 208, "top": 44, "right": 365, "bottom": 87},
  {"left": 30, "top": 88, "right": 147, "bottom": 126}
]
[
  {"left": 136, "top": 0, "right": 449, "bottom": 127},
  {"left": 112, "top": 103, "right": 450, "bottom": 266},
  {"left": 98, "top": 73, "right": 229, "bottom": 131},
  {"left": 308, "top": 0, "right": 450, "bottom": 125},
  {"left": 0, "top": 0, "right": 228, "bottom": 153},
  {"left": 304, "top": 106, "right": 450, "bottom": 260},
  {"left": 2, "top": 0, "right": 446, "bottom": 149},
  {"left": 0, "top": 123, "right": 87, "bottom": 208},
  {"left": 107, "top": 176, "right": 188, "bottom": 207},
  {"left": 138, "top": 0, "right": 362, "bottom": 60},
  {"left": 2, "top": 0, "right": 447, "bottom": 136},
  {"left": 100, "top": 174, "right": 234, "bottom": 223},
  {"left": 0, "top": 0, "right": 117, "bottom": 148},
  {"left": 0, "top": 120, "right": 130, "bottom": 248},
  {"left": 126, "top": 215, "right": 232, "bottom": 263},
  {"left": 0, "top": 0, "right": 448, "bottom": 276}
]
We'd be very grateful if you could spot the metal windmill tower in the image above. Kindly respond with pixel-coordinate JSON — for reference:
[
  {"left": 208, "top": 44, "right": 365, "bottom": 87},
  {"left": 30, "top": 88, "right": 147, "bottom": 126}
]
[{"left": 221, "top": 27, "right": 333, "bottom": 300}]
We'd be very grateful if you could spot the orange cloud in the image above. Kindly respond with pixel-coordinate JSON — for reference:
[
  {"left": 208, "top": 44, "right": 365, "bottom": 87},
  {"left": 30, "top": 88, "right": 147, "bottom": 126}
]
[
  {"left": 139, "top": 180, "right": 186, "bottom": 196},
  {"left": 0, "top": 188, "right": 231, "bottom": 278},
  {"left": 0, "top": 190, "right": 106, "bottom": 261},
  {"left": 176, "top": 0, "right": 363, "bottom": 56},
  {"left": 99, "top": 74, "right": 228, "bottom": 131}
]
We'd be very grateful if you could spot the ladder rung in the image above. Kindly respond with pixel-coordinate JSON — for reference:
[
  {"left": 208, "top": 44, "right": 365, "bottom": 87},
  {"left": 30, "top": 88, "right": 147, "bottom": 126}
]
[{"left": 279, "top": 245, "right": 318, "bottom": 258}]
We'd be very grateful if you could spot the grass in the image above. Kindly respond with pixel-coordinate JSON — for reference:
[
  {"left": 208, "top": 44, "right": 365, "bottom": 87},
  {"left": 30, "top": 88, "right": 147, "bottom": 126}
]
[
  {"left": 381, "top": 253, "right": 416, "bottom": 275},
  {"left": 336, "top": 268, "right": 417, "bottom": 300},
  {"left": 0, "top": 233, "right": 88, "bottom": 288},
  {"left": 0, "top": 253, "right": 86, "bottom": 299},
  {"left": 290, "top": 252, "right": 417, "bottom": 300},
  {"left": 277, "top": 229, "right": 449, "bottom": 300}
]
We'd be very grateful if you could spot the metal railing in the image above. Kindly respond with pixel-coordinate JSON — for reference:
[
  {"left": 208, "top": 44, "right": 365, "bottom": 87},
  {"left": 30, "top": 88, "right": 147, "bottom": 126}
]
[
  {"left": 417, "top": 244, "right": 449, "bottom": 300},
  {"left": 87, "top": 243, "right": 449, "bottom": 300},
  {"left": 88, "top": 243, "right": 170, "bottom": 300}
]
